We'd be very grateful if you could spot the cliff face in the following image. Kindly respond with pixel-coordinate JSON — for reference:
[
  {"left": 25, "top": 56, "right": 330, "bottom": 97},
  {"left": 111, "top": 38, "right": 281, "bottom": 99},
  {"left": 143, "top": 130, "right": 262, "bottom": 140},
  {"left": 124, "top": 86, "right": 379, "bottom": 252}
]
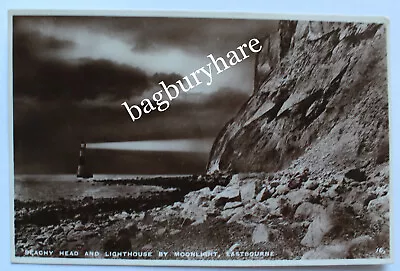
[{"left": 208, "top": 21, "right": 388, "bottom": 175}]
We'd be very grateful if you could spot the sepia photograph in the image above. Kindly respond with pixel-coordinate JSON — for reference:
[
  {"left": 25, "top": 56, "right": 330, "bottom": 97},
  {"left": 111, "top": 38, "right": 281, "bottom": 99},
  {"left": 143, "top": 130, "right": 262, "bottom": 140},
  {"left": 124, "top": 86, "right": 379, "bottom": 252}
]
[{"left": 10, "top": 11, "right": 391, "bottom": 266}]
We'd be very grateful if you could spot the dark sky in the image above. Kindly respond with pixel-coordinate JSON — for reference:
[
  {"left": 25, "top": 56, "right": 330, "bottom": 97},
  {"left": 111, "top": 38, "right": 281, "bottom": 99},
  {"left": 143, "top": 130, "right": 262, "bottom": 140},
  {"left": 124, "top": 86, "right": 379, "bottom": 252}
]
[{"left": 12, "top": 15, "right": 277, "bottom": 175}]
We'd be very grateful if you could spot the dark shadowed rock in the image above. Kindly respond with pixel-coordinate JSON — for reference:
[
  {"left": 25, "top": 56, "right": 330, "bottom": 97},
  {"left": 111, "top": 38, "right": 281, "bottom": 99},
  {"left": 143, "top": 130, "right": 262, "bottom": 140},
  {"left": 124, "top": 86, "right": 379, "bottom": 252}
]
[
  {"left": 115, "top": 236, "right": 132, "bottom": 251},
  {"left": 288, "top": 179, "right": 302, "bottom": 189},
  {"left": 142, "top": 211, "right": 153, "bottom": 225},
  {"left": 124, "top": 222, "right": 139, "bottom": 236},
  {"left": 103, "top": 230, "right": 132, "bottom": 252},
  {"left": 345, "top": 168, "right": 367, "bottom": 182},
  {"left": 270, "top": 181, "right": 280, "bottom": 188},
  {"left": 256, "top": 187, "right": 272, "bottom": 201}
]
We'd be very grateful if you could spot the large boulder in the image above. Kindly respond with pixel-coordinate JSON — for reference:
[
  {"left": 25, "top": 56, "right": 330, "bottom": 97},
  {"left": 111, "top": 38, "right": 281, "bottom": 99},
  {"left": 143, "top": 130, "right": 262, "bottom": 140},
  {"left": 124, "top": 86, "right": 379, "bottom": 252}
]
[
  {"left": 252, "top": 224, "right": 270, "bottom": 244},
  {"left": 367, "top": 195, "right": 390, "bottom": 223},
  {"left": 294, "top": 202, "right": 325, "bottom": 221},
  {"left": 181, "top": 187, "right": 213, "bottom": 225},
  {"left": 300, "top": 208, "right": 334, "bottom": 247},
  {"left": 239, "top": 181, "right": 257, "bottom": 203},
  {"left": 301, "top": 235, "right": 373, "bottom": 259},
  {"left": 213, "top": 187, "right": 241, "bottom": 207}
]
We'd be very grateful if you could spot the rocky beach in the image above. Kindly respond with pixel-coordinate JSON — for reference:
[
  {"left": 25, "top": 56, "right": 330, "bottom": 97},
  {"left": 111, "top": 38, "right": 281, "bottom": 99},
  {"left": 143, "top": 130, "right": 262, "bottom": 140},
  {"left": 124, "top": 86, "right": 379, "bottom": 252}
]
[
  {"left": 15, "top": 164, "right": 389, "bottom": 260},
  {"left": 14, "top": 20, "right": 390, "bottom": 261}
]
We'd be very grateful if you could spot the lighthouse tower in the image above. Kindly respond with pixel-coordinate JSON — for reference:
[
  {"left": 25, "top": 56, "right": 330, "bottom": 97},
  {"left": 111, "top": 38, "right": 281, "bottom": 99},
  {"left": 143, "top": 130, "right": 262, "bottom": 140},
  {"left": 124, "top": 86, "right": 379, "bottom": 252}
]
[{"left": 76, "top": 141, "right": 93, "bottom": 178}]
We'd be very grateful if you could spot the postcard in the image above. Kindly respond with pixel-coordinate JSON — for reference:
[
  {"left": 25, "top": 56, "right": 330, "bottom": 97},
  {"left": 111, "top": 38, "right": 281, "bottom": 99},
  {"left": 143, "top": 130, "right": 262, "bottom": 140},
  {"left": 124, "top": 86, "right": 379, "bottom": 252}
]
[{"left": 9, "top": 10, "right": 391, "bottom": 267}]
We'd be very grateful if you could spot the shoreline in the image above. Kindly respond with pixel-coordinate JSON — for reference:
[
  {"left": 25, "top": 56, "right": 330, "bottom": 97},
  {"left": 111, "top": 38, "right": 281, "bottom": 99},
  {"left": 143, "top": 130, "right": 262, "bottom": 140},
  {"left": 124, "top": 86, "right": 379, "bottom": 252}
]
[
  {"left": 14, "top": 174, "right": 232, "bottom": 202},
  {"left": 14, "top": 166, "right": 390, "bottom": 261},
  {"left": 90, "top": 173, "right": 231, "bottom": 189}
]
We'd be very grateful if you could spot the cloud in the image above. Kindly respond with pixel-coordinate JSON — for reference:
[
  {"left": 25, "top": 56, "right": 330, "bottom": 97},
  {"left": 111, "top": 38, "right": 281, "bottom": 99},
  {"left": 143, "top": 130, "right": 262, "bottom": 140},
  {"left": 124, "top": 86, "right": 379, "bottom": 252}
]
[
  {"left": 12, "top": 28, "right": 74, "bottom": 58},
  {"left": 151, "top": 72, "right": 183, "bottom": 86},
  {"left": 14, "top": 16, "right": 277, "bottom": 55},
  {"left": 13, "top": 87, "right": 249, "bottom": 174},
  {"left": 128, "top": 18, "right": 278, "bottom": 56},
  {"left": 13, "top": 16, "right": 277, "bottom": 94},
  {"left": 13, "top": 28, "right": 174, "bottom": 102},
  {"left": 12, "top": 15, "right": 269, "bottom": 174},
  {"left": 14, "top": 56, "right": 152, "bottom": 101}
]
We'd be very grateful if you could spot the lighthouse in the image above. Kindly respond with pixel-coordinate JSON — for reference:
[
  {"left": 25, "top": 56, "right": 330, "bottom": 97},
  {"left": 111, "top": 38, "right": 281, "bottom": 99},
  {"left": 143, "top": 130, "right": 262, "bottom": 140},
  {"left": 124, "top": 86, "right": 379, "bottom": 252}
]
[{"left": 76, "top": 141, "right": 93, "bottom": 178}]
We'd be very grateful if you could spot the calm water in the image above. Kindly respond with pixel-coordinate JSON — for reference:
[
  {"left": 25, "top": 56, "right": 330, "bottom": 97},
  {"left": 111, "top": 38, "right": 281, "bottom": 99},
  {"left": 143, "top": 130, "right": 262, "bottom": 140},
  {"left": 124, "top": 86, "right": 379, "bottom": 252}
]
[{"left": 14, "top": 174, "right": 184, "bottom": 201}]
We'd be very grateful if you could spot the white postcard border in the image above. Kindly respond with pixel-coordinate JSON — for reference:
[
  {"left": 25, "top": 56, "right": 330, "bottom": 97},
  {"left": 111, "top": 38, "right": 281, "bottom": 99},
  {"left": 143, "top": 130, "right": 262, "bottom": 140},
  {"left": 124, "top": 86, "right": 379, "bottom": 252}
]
[{"left": 8, "top": 9, "right": 393, "bottom": 267}]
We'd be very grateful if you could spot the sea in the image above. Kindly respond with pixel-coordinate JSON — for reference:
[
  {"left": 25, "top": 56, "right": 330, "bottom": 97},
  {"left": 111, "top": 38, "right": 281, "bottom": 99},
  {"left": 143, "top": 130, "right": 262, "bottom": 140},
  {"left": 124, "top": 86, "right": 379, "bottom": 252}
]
[{"left": 13, "top": 174, "right": 186, "bottom": 202}]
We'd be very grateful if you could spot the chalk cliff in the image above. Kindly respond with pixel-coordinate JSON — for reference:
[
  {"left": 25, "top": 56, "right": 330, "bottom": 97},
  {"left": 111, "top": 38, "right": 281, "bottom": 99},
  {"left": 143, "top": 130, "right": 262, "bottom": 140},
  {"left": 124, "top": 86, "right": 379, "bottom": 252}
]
[{"left": 207, "top": 21, "right": 388, "bottom": 175}]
